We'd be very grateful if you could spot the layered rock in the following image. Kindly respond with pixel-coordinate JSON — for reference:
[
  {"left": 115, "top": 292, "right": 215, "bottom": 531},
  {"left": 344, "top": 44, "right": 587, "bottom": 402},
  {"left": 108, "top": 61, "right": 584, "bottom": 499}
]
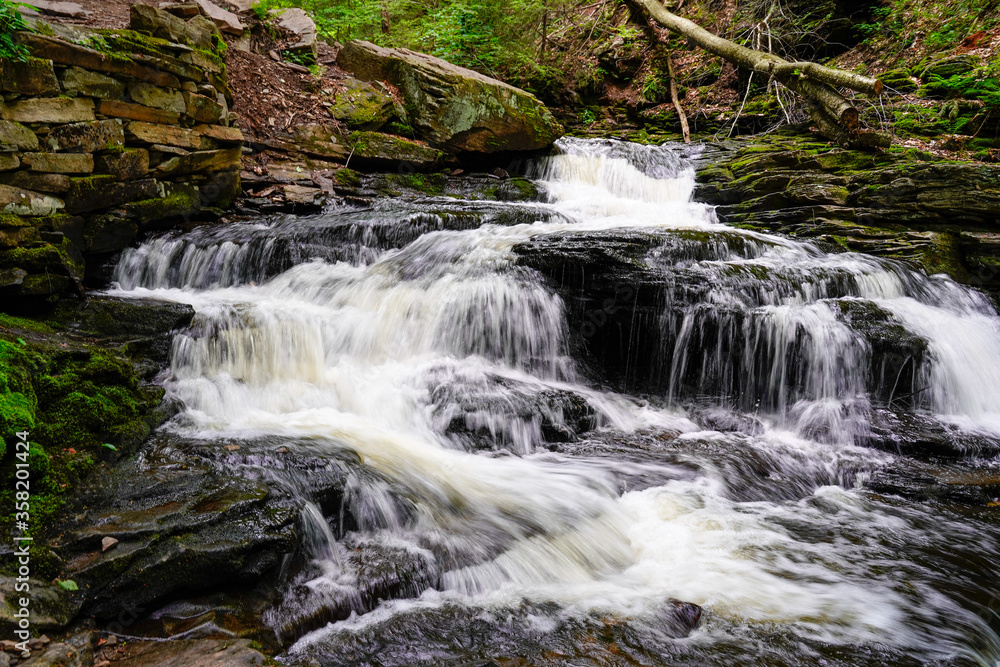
[
  {"left": 0, "top": 5, "right": 243, "bottom": 302},
  {"left": 695, "top": 133, "right": 1000, "bottom": 296},
  {"left": 337, "top": 40, "right": 563, "bottom": 153}
]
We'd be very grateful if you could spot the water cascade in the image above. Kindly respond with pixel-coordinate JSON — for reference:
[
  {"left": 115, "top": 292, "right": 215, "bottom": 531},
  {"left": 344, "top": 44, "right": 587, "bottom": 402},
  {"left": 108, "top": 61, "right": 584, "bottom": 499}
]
[{"left": 111, "top": 138, "right": 1000, "bottom": 666}]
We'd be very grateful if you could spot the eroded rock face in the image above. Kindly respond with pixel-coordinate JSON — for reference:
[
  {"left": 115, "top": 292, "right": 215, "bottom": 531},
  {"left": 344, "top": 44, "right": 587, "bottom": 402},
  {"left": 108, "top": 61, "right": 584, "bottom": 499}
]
[{"left": 337, "top": 40, "right": 563, "bottom": 154}]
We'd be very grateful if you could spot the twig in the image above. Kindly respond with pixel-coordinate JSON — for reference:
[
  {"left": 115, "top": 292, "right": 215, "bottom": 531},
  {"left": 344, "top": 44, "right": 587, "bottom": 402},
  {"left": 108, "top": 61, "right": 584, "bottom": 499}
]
[{"left": 666, "top": 52, "right": 690, "bottom": 143}]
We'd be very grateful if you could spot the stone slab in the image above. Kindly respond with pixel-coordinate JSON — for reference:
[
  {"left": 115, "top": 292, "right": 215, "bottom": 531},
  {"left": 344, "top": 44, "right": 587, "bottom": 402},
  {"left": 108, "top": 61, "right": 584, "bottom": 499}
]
[
  {"left": 96, "top": 149, "right": 150, "bottom": 180},
  {"left": 0, "top": 57, "right": 60, "bottom": 95},
  {"left": 0, "top": 97, "right": 95, "bottom": 124},
  {"left": 47, "top": 119, "right": 125, "bottom": 153},
  {"left": 19, "top": 34, "right": 181, "bottom": 89},
  {"left": 183, "top": 91, "right": 224, "bottom": 123},
  {"left": 126, "top": 121, "right": 201, "bottom": 149},
  {"left": 129, "top": 82, "right": 187, "bottom": 114},
  {"left": 0, "top": 171, "right": 72, "bottom": 194},
  {"left": 0, "top": 183, "right": 64, "bottom": 216},
  {"left": 98, "top": 99, "right": 181, "bottom": 125},
  {"left": 0, "top": 154, "right": 18, "bottom": 171},
  {"left": 0, "top": 120, "right": 39, "bottom": 151},
  {"left": 22, "top": 152, "right": 94, "bottom": 174},
  {"left": 194, "top": 0, "right": 244, "bottom": 35},
  {"left": 156, "top": 147, "right": 241, "bottom": 176},
  {"left": 60, "top": 66, "right": 126, "bottom": 100}
]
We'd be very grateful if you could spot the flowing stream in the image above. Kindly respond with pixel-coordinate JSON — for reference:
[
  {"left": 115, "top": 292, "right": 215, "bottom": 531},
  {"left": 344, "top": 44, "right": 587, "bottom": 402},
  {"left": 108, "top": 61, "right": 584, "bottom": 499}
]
[{"left": 112, "top": 138, "right": 1000, "bottom": 666}]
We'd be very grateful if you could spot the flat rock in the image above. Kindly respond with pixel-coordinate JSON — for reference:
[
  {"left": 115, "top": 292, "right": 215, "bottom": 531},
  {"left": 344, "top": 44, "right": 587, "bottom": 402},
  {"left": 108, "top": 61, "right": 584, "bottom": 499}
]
[
  {"left": 130, "top": 3, "right": 217, "bottom": 51},
  {"left": 0, "top": 57, "right": 60, "bottom": 95},
  {"left": 0, "top": 578, "right": 81, "bottom": 636},
  {"left": 282, "top": 184, "right": 325, "bottom": 206},
  {"left": 20, "top": 0, "right": 88, "bottom": 18},
  {"left": 128, "top": 82, "right": 187, "bottom": 114},
  {"left": 156, "top": 147, "right": 242, "bottom": 176},
  {"left": 0, "top": 183, "right": 64, "bottom": 216},
  {"left": 47, "top": 119, "right": 125, "bottom": 153},
  {"left": 0, "top": 120, "right": 38, "bottom": 151},
  {"left": 98, "top": 99, "right": 181, "bottom": 126},
  {"left": 338, "top": 40, "right": 563, "bottom": 153},
  {"left": 21, "top": 152, "right": 94, "bottom": 174},
  {"left": 0, "top": 171, "right": 71, "bottom": 194},
  {"left": 159, "top": 2, "right": 201, "bottom": 18},
  {"left": 18, "top": 33, "right": 180, "bottom": 89},
  {"left": 1, "top": 97, "right": 95, "bottom": 124},
  {"left": 195, "top": 123, "right": 244, "bottom": 143},
  {"left": 95, "top": 148, "right": 150, "bottom": 180},
  {"left": 65, "top": 176, "right": 158, "bottom": 215},
  {"left": 60, "top": 66, "right": 126, "bottom": 100},
  {"left": 194, "top": 0, "right": 244, "bottom": 35},
  {"left": 183, "top": 91, "right": 225, "bottom": 123},
  {"left": 107, "top": 639, "right": 266, "bottom": 666},
  {"left": 350, "top": 130, "right": 442, "bottom": 167},
  {"left": 0, "top": 154, "right": 17, "bottom": 171},
  {"left": 126, "top": 121, "right": 202, "bottom": 149}
]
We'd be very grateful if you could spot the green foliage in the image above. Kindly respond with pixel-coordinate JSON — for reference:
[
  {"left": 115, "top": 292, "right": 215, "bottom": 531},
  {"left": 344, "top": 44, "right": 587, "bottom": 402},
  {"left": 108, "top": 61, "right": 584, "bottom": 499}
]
[
  {"left": 254, "top": 0, "right": 578, "bottom": 90},
  {"left": 0, "top": 0, "right": 29, "bottom": 62},
  {"left": 921, "top": 73, "right": 1000, "bottom": 108}
]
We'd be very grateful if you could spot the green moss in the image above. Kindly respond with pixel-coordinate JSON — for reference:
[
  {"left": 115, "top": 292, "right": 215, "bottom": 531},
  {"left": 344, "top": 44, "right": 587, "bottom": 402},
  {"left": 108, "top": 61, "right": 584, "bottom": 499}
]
[
  {"left": 125, "top": 190, "right": 200, "bottom": 223},
  {"left": 386, "top": 172, "right": 447, "bottom": 195},
  {"left": 0, "top": 330, "right": 159, "bottom": 573},
  {"left": 334, "top": 168, "right": 361, "bottom": 188}
]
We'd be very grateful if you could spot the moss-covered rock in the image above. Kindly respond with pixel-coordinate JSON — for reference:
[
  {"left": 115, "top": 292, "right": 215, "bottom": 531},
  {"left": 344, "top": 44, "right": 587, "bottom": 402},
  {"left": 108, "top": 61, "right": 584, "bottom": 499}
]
[
  {"left": 328, "top": 76, "right": 397, "bottom": 131},
  {"left": 349, "top": 131, "right": 444, "bottom": 168},
  {"left": 338, "top": 40, "right": 563, "bottom": 153}
]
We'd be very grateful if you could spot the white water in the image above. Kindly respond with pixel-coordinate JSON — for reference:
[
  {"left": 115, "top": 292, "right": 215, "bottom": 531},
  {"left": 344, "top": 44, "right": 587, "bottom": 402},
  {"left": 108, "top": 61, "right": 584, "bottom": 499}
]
[{"left": 111, "top": 138, "right": 1000, "bottom": 665}]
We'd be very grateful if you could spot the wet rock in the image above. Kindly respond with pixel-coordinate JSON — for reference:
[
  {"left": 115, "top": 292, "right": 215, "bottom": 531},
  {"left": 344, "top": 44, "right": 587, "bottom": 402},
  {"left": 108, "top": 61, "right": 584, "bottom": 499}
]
[
  {"left": 51, "top": 450, "right": 298, "bottom": 618},
  {"left": 349, "top": 131, "right": 443, "bottom": 169},
  {"left": 102, "top": 638, "right": 266, "bottom": 666},
  {"left": 53, "top": 294, "right": 194, "bottom": 363},
  {"left": 0, "top": 578, "right": 82, "bottom": 635},
  {"left": 338, "top": 40, "right": 563, "bottom": 153},
  {"left": 864, "top": 408, "right": 1000, "bottom": 459}
]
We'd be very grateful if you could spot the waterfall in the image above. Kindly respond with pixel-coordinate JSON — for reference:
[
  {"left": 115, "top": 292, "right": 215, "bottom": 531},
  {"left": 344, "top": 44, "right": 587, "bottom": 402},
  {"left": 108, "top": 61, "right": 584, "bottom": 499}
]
[{"left": 111, "top": 137, "right": 1000, "bottom": 666}]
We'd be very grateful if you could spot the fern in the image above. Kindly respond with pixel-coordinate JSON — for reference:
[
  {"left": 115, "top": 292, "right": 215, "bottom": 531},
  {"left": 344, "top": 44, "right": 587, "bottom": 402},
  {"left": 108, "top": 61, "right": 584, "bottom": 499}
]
[{"left": 0, "top": 0, "right": 29, "bottom": 62}]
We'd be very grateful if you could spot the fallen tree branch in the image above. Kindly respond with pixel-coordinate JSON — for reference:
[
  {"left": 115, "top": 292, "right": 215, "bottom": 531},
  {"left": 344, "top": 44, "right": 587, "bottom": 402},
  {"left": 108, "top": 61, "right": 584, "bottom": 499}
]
[
  {"left": 666, "top": 52, "right": 690, "bottom": 143},
  {"left": 625, "top": 0, "right": 885, "bottom": 144}
]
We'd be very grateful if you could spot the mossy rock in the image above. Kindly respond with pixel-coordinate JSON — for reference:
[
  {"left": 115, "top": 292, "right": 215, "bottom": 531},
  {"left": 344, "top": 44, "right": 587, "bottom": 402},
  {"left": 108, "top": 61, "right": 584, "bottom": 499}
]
[
  {"left": 349, "top": 131, "right": 444, "bottom": 168},
  {"left": 328, "top": 77, "right": 395, "bottom": 131}
]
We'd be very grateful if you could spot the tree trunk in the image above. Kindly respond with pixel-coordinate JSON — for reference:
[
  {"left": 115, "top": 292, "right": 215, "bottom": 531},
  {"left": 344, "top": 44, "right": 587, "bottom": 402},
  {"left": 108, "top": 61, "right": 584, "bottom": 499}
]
[
  {"left": 666, "top": 53, "right": 690, "bottom": 143},
  {"left": 625, "top": 0, "right": 885, "bottom": 143}
]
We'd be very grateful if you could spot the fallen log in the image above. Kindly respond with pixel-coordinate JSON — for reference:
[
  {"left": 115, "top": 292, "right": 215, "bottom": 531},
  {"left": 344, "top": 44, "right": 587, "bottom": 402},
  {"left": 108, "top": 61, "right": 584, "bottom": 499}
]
[{"left": 625, "top": 0, "right": 885, "bottom": 144}]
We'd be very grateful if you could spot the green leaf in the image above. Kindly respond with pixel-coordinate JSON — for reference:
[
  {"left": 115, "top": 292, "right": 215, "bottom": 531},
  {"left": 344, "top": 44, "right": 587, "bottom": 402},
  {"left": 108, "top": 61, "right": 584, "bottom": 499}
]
[
  {"left": 102, "top": 443, "right": 118, "bottom": 451},
  {"left": 56, "top": 579, "right": 79, "bottom": 591},
  {"left": 16, "top": 338, "right": 25, "bottom": 346}
]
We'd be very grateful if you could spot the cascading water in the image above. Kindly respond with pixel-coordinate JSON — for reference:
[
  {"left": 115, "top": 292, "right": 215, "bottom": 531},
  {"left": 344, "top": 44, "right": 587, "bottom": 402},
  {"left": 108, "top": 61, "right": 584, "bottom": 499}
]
[{"left": 111, "top": 137, "right": 1000, "bottom": 666}]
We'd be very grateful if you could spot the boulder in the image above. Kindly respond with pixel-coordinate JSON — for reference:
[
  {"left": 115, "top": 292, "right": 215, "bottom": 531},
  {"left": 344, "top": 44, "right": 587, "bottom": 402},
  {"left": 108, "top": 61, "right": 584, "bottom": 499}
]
[
  {"left": 349, "top": 130, "right": 442, "bottom": 167},
  {"left": 0, "top": 183, "right": 65, "bottom": 216},
  {"left": 59, "top": 66, "right": 126, "bottom": 100},
  {"left": 337, "top": 40, "right": 563, "bottom": 153},
  {"left": 128, "top": 82, "right": 187, "bottom": 114},
  {"left": 0, "top": 57, "right": 60, "bottom": 95},
  {"left": 274, "top": 8, "right": 317, "bottom": 64},
  {"left": 920, "top": 54, "right": 979, "bottom": 80},
  {"left": 193, "top": 0, "right": 244, "bottom": 35},
  {"left": 21, "top": 152, "right": 94, "bottom": 174},
  {"left": 0, "top": 97, "right": 95, "bottom": 124},
  {"left": 0, "top": 578, "right": 82, "bottom": 636},
  {"left": 328, "top": 76, "right": 396, "bottom": 130},
  {"left": 46, "top": 119, "right": 125, "bottom": 153},
  {"left": 130, "top": 3, "right": 217, "bottom": 51},
  {"left": 0, "top": 120, "right": 39, "bottom": 151}
]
